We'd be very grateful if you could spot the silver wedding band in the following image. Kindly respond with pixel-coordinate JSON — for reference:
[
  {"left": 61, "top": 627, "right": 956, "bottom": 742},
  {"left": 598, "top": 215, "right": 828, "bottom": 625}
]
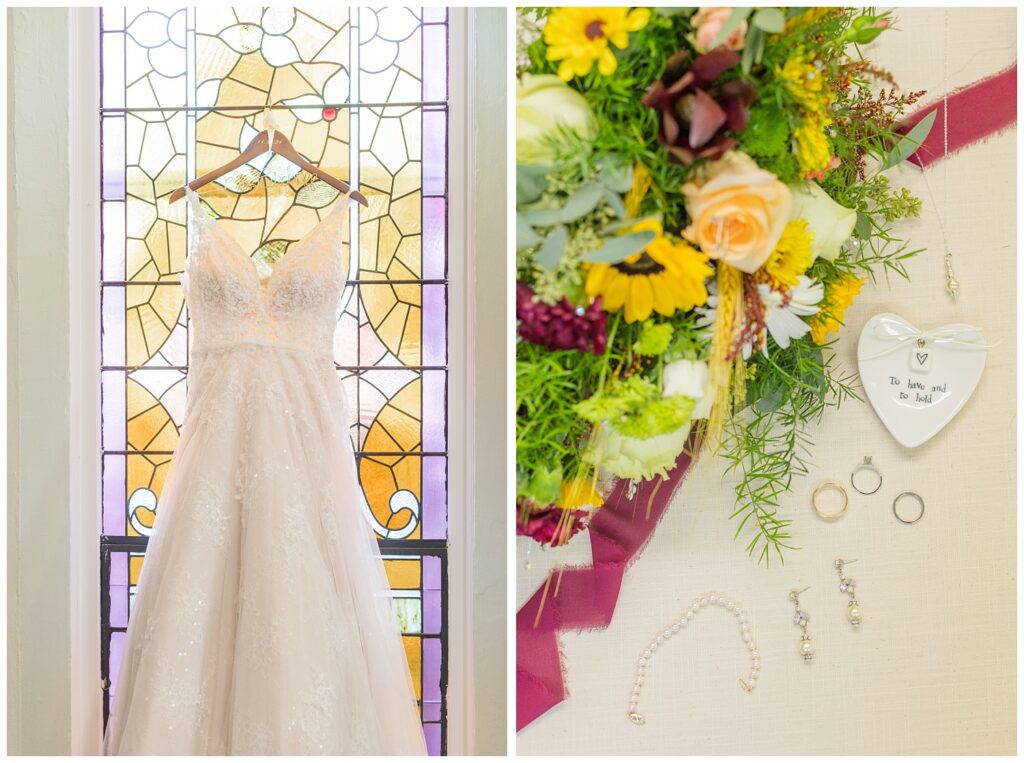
[{"left": 892, "top": 491, "right": 925, "bottom": 524}]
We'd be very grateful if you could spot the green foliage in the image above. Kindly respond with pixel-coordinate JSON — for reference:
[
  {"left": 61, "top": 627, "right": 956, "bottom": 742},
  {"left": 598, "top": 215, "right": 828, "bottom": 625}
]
[
  {"left": 720, "top": 337, "right": 858, "bottom": 564},
  {"left": 634, "top": 320, "right": 674, "bottom": 356},
  {"left": 740, "top": 100, "right": 799, "bottom": 183},
  {"left": 573, "top": 375, "right": 695, "bottom": 439}
]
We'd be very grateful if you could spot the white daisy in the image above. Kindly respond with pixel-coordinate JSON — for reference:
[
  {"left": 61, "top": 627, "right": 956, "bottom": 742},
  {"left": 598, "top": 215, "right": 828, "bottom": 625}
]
[{"left": 758, "top": 275, "right": 824, "bottom": 354}]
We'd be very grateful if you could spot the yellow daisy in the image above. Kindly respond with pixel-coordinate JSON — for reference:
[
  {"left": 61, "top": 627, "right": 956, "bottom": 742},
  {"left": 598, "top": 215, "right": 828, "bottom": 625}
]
[
  {"left": 586, "top": 219, "right": 714, "bottom": 324},
  {"left": 778, "top": 50, "right": 831, "bottom": 115},
  {"left": 794, "top": 121, "right": 832, "bottom": 175},
  {"left": 809, "top": 274, "right": 864, "bottom": 344},
  {"left": 544, "top": 7, "right": 651, "bottom": 81},
  {"left": 762, "top": 219, "right": 814, "bottom": 288}
]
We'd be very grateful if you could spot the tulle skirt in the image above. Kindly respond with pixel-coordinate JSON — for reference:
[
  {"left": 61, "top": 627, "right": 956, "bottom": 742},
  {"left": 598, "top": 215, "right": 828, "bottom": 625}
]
[{"left": 102, "top": 344, "right": 427, "bottom": 755}]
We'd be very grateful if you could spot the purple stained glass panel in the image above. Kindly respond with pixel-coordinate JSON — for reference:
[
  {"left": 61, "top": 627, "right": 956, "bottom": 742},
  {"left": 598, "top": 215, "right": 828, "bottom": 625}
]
[
  {"left": 422, "top": 456, "right": 447, "bottom": 540},
  {"left": 424, "top": 589, "right": 441, "bottom": 634},
  {"left": 424, "top": 723, "right": 441, "bottom": 756},
  {"left": 109, "top": 631, "right": 125, "bottom": 694},
  {"left": 101, "top": 371, "right": 126, "bottom": 451},
  {"left": 101, "top": 202, "right": 125, "bottom": 281},
  {"left": 423, "top": 110, "right": 446, "bottom": 196},
  {"left": 423, "top": 24, "right": 448, "bottom": 102},
  {"left": 103, "top": 455, "right": 127, "bottom": 536},
  {"left": 424, "top": 554, "right": 441, "bottom": 590},
  {"left": 102, "top": 117, "right": 126, "bottom": 201},
  {"left": 110, "top": 551, "right": 128, "bottom": 587},
  {"left": 422, "top": 197, "right": 446, "bottom": 280},
  {"left": 101, "top": 287, "right": 126, "bottom": 367},
  {"left": 423, "top": 370, "right": 446, "bottom": 452},
  {"left": 423, "top": 701, "right": 442, "bottom": 722},
  {"left": 422, "top": 284, "right": 447, "bottom": 366},
  {"left": 423, "top": 637, "right": 442, "bottom": 703},
  {"left": 110, "top": 583, "right": 129, "bottom": 629},
  {"left": 100, "top": 31, "right": 125, "bottom": 109}
]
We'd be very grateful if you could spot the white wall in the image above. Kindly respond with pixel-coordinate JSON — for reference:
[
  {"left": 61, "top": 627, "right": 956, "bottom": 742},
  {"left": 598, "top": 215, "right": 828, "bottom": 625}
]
[
  {"left": 7, "top": 6, "right": 74, "bottom": 755},
  {"left": 467, "top": 7, "right": 508, "bottom": 755}
]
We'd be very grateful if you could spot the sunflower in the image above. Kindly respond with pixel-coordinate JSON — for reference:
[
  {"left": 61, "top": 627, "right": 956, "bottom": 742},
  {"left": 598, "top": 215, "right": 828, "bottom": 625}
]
[
  {"left": 809, "top": 274, "right": 864, "bottom": 344},
  {"left": 586, "top": 220, "right": 714, "bottom": 324},
  {"left": 761, "top": 219, "right": 813, "bottom": 287},
  {"left": 543, "top": 7, "right": 651, "bottom": 81}
]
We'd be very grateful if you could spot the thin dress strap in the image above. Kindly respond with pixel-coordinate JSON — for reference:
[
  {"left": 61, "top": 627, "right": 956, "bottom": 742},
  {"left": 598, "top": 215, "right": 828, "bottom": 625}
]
[{"left": 182, "top": 185, "right": 205, "bottom": 215}]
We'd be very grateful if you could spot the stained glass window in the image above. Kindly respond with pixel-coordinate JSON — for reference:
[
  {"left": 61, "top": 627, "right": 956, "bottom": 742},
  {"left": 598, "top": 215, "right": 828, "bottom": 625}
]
[{"left": 99, "top": 7, "right": 449, "bottom": 754}]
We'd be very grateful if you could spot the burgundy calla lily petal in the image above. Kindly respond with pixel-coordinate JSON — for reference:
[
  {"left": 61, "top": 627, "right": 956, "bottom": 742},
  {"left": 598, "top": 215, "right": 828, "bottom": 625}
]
[
  {"left": 689, "top": 87, "right": 729, "bottom": 148},
  {"left": 690, "top": 49, "right": 741, "bottom": 85},
  {"left": 644, "top": 49, "right": 755, "bottom": 165}
]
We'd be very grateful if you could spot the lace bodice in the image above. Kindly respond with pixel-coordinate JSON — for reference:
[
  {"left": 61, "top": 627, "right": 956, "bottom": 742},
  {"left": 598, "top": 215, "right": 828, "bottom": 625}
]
[{"left": 181, "top": 186, "right": 352, "bottom": 366}]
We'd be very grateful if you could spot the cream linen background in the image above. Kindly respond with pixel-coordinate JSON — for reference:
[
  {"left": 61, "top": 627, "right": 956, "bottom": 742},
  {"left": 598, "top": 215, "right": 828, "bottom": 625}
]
[{"left": 516, "top": 7, "right": 1016, "bottom": 756}]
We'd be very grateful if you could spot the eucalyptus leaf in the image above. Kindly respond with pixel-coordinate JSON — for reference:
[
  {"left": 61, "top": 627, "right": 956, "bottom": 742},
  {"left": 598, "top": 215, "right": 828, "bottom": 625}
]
[
  {"left": 534, "top": 225, "right": 569, "bottom": 269},
  {"left": 879, "top": 110, "right": 936, "bottom": 171},
  {"left": 521, "top": 181, "right": 604, "bottom": 226},
  {"left": 517, "top": 213, "right": 541, "bottom": 251},
  {"left": 579, "top": 230, "right": 655, "bottom": 264},
  {"left": 602, "top": 214, "right": 662, "bottom": 234},
  {"left": 710, "top": 7, "right": 752, "bottom": 49},
  {"left": 517, "top": 163, "right": 550, "bottom": 205},
  {"left": 741, "top": 27, "right": 765, "bottom": 73},
  {"left": 751, "top": 7, "right": 785, "bottom": 33},
  {"left": 854, "top": 212, "right": 873, "bottom": 240},
  {"left": 596, "top": 158, "right": 634, "bottom": 194},
  {"left": 602, "top": 188, "right": 626, "bottom": 220},
  {"left": 753, "top": 384, "right": 785, "bottom": 413}
]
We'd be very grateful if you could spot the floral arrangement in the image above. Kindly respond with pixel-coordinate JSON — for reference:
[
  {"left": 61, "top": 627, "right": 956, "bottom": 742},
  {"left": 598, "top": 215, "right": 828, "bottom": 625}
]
[{"left": 516, "top": 7, "right": 930, "bottom": 563}]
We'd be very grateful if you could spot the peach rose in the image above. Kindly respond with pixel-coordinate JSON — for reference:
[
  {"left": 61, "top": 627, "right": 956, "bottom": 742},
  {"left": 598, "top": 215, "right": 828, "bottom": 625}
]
[
  {"left": 692, "top": 7, "right": 747, "bottom": 53},
  {"left": 681, "top": 151, "right": 793, "bottom": 274}
]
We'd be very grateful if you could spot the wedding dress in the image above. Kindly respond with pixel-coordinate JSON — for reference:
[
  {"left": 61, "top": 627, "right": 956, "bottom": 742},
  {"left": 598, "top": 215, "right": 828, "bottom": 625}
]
[{"left": 102, "top": 185, "right": 428, "bottom": 755}]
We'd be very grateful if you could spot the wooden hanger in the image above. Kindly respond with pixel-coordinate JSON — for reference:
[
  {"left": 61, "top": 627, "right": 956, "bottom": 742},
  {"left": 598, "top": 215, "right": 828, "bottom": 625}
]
[{"left": 169, "top": 106, "right": 368, "bottom": 207}]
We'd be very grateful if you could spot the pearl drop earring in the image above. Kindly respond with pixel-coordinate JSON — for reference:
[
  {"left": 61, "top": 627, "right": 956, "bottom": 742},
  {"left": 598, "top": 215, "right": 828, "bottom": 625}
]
[
  {"left": 834, "top": 558, "right": 862, "bottom": 627},
  {"left": 789, "top": 587, "right": 815, "bottom": 662}
]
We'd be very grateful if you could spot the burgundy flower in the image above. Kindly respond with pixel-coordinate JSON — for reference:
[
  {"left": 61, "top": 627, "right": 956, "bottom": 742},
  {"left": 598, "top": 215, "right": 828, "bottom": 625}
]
[
  {"left": 641, "top": 49, "right": 756, "bottom": 164},
  {"left": 517, "top": 281, "right": 608, "bottom": 355},
  {"left": 516, "top": 498, "right": 589, "bottom": 546}
]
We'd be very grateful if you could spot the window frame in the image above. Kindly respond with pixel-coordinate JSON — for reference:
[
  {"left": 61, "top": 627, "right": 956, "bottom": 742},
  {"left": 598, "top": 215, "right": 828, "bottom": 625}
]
[{"left": 68, "top": 6, "right": 473, "bottom": 754}]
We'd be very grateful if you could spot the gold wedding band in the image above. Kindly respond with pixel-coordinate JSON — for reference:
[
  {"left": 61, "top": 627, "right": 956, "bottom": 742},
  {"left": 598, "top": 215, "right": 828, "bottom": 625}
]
[{"left": 812, "top": 480, "right": 848, "bottom": 520}]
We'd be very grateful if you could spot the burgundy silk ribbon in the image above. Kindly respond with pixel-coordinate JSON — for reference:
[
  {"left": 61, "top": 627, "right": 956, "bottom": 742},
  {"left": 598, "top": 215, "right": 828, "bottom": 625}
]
[
  {"left": 516, "top": 436, "right": 700, "bottom": 731},
  {"left": 900, "top": 63, "right": 1017, "bottom": 166}
]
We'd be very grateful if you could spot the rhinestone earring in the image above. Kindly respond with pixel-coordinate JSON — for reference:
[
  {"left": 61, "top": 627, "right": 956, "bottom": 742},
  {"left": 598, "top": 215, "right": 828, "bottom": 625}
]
[
  {"left": 834, "top": 558, "right": 863, "bottom": 627},
  {"left": 789, "top": 587, "right": 815, "bottom": 662}
]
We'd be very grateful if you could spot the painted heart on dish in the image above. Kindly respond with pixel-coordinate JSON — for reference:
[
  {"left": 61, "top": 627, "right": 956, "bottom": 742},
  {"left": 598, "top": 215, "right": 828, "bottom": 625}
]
[{"left": 857, "top": 313, "right": 987, "bottom": 448}]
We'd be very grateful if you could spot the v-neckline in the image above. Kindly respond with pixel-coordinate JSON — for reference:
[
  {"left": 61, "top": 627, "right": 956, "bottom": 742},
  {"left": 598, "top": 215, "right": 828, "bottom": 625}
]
[{"left": 185, "top": 186, "right": 352, "bottom": 292}]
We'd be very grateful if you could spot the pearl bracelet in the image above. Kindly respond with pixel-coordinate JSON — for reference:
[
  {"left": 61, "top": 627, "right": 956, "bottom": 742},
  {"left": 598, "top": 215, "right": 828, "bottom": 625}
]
[{"left": 627, "top": 593, "right": 758, "bottom": 725}]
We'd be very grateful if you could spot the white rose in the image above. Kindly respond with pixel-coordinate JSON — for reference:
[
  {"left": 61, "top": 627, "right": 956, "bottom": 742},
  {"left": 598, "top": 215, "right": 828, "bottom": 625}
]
[
  {"left": 516, "top": 74, "right": 597, "bottom": 165},
  {"left": 789, "top": 182, "right": 857, "bottom": 261},
  {"left": 663, "top": 358, "right": 712, "bottom": 420}
]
